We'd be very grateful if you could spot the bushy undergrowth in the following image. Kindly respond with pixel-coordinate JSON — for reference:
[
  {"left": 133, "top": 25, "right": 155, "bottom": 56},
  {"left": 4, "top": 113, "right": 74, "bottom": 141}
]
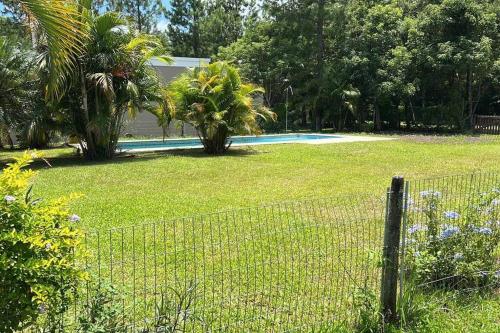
[
  {"left": 0, "top": 152, "right": 85, "bottom": 331},
  {"left": 405, "top": 189, "right": 500, "bottom": 289},
  {"left": 78, "top": 282, "right": 127, "bottom": 333},
  {"left": 349, "top": 285, "right": 430, "bottom": 333}
]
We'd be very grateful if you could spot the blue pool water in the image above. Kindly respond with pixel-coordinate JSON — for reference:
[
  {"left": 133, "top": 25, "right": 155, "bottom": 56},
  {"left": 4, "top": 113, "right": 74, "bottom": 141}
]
[{"left": 117, "top": 134, "right": 340, "bottom": 151}]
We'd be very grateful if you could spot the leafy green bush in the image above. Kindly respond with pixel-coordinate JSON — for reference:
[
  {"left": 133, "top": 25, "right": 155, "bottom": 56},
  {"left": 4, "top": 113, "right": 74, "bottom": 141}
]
[
  {"left": 0, "top": 152, "right": 85, "bottom": 332},
  {"left": 405, "top": 189, "right": 500, "bottom": 289},
  {"left": 78, "top": 282, "right": 127, "bottom": 333},
  {"left": 165, "top": 61, "right": 276, "bottom": 154}
]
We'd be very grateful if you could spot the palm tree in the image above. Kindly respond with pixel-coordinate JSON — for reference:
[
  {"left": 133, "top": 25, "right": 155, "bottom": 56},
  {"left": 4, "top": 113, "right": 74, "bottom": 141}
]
[
  {"left": 0, "top": 36, "right": 30, "bottom": 148},
  {"left": 19, "top": 0, "right": 86, "bottom": 99},
  {"left": 60, "top": 5, "right": 171, "bottom": 159},
  {"left": 166, "top": 62, "right": 276, "bottom": 154}
]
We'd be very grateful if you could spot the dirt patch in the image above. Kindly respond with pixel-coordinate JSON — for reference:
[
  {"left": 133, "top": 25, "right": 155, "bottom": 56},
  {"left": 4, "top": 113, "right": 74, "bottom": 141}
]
[{"left": 400, "top": 134, "right": 491, "bottom": 144}]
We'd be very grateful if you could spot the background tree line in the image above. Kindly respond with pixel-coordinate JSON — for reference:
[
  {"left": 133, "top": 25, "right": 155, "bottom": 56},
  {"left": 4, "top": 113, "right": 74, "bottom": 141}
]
[
  {"left": 1, "top": 0, "right": 499, "bottom": 153},
  {"left": 217, "top": 0, "right": 500, "bottom": 132}
]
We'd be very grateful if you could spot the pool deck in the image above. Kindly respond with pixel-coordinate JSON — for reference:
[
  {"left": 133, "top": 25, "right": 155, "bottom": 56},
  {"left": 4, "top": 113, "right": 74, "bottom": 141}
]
[{"left": 115, "top": 134, "right": 395, "bottom": 153}]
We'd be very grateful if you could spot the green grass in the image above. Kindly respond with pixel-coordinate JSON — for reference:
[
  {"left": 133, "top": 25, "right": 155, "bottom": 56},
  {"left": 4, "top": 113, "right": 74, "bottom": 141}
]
[
  {"left": 418, "top": 292, "right": 500, "bottom": 333},
  {"left": 1, "top": 134, "right": 499, "bottom": 230},
  {"left": 1, "top": 134, "right": 499, "bottom": 332}
]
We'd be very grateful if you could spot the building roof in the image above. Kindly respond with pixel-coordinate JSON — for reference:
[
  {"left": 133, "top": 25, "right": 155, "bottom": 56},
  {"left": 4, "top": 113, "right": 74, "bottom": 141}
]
[{"left": 149, "top": 57, "right": 210, "bottom": 68}]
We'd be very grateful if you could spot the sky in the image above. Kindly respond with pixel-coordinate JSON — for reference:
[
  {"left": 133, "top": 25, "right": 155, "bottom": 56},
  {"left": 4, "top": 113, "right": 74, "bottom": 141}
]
[
  {"left": 156, "top": 0, "right": 171, "bottom": 31},
  {"left": 0, "top": 1, "right": 172, "bottom": 32}
]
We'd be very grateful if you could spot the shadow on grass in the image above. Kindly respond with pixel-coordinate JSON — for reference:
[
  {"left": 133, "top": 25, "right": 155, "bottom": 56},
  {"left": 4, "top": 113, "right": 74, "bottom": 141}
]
[{"left": 0, "top": 146, "right": 263, "bottom": 170}]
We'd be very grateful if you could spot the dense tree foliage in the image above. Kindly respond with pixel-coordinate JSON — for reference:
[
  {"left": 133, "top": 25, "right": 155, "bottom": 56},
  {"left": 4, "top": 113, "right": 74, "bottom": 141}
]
[
  {"left": 0, "top": 1, "right": 87, "bottom": 148},
  {"left": 166, "top": 0, "right": 255, "bottom": 57},
  {"left": 1, "top": 0, "right": 499, "bottom": 153},
  {"left": 95, "top": 0, "right": 165, "bottom": 32},
  {"left": 218, "top": 0, "right": 500, "bottom": 131}
]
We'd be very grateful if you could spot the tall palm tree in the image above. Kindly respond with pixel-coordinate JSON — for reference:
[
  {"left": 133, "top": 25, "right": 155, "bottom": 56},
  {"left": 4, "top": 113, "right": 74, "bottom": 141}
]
[
  {"left": 60, "top": 4, "right": 171, "bottom": 159},
  {"left": 0, "top": 36, "right": 27, "bottom": 148},
  {"left": 166, "top": 62, "right": 276, "bottom": 154}
]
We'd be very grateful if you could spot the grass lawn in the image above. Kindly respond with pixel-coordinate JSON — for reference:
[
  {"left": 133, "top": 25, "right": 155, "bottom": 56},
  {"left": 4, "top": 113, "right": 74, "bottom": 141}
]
[
  {"left": 1, "top": 134, "right": 499, "bottom": 230},
  {"left": 1, "top": 133, "right": 499, "bottom": 332}
]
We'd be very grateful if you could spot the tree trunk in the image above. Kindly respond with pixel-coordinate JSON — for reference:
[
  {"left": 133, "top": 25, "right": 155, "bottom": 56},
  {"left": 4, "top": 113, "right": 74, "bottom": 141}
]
[
  {"left": 301, "top": 105, "right": 307, "bottom": 127},
  {"left": 374, "top": 102, "right": 381, "bottom": 131},
  {"left": 314, "top": 0, "right": 325, "bottom": 132},
  {"left": 200, "top": 126, "right": 229, "bottom": 154},
  {"left": 136, "top": 0, "right": 142, "bottom": 32},
  {"left": 466, "top": 68, "right": 474, "bottom": 129},
  {"left": 191, "top": 0, "right": 202, "bottom": 57},
  {"left": 80, "top": 64, "right": 96, "bottom": 160}
]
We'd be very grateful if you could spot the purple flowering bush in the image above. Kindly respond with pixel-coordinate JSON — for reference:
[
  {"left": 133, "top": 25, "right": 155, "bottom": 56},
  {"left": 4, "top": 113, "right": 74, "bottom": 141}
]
[
  {"left": 405, "top": 189, "right": 500, "bottom": 289},
  {"left": 0, "top": 153, "right": 85, "bottom": 331}
]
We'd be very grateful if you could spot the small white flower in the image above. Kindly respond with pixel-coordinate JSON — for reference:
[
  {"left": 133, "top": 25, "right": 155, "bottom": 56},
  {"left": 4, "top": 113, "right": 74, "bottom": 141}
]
[
  {"left": 45, "top": 243, "right": 52, "bottom": 251},
  {"left": 69, "top": 214, "right": 81, "bottom": 223},
  {"left": 408, "top": 224, "right": 427, "bottom": 234},
  {"left": 4, "top": 195, "right": 15, "bottom": 203},
  {"left": 38, "top": 303, "right": 47, "bottom": 314},
  {"left": 453, "top": 253, "right": 464, "bottom": 261},
  {"left": 478, "top": 227, "right": 493, "bottom": 235}
]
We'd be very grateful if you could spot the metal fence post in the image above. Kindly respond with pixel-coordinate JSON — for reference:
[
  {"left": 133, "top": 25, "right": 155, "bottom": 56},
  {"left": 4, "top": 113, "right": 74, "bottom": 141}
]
[{"left": 380, "top": 176, "right": 404, "bottom": 323}]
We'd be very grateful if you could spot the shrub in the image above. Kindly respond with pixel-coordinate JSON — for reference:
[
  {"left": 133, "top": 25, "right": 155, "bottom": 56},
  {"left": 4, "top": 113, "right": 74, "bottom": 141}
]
[
  {"left": 165, "top": 61, "right": 276, "bottom": 154},
  {"left": 78, "top": 282, "right": 127, "bottom": 333},
  {"left": 405, "top": 189, "right": 500, "bottom": 289},
  {"left": 0, "top": 152, "right": 84, "bottom": 331}
]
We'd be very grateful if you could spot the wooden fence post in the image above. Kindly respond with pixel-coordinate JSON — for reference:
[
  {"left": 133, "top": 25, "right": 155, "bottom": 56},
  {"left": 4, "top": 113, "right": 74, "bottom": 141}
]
[{"left": 380, "top": 176, "right": 404, "bottom": 323}]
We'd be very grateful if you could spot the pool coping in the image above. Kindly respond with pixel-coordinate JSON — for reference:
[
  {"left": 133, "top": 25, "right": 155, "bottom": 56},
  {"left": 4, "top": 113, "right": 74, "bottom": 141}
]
[{"left": 112, "top": 133, "right": 395, "bottom": 153}]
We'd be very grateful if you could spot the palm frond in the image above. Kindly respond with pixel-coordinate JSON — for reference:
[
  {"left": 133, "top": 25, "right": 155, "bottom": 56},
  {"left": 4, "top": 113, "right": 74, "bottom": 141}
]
[
  {"left": 88, "top": 72, "right": 115, "bottom": 101},
  {"left": 21, "top": 0, "right": 87, "bottom": 100},
  {"left": 93, "top": 12, "right": 126, "bottom": 36}
]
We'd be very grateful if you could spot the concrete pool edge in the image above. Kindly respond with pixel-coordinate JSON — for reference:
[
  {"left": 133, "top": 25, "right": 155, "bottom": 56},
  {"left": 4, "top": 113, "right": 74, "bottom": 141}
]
[{"left": 114, "top": 134, "right": 395, "bottom": 153}]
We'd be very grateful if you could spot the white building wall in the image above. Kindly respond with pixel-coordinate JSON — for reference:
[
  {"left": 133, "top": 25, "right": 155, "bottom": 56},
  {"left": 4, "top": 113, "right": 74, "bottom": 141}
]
[{"left": 122, "top": 57, "right": 209, "bottom": 138}]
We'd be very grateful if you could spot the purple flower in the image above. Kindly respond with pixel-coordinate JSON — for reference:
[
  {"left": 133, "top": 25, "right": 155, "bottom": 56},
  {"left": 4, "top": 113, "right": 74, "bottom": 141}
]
[
  {"left": 45, "top": 243, "right": 52, "bottom": 250},
  {"left": 408, "top": 224, "right": 427, "bottom": 234},
  {"left": 491, "top": 199, "right": 500, "bottom": 206},
  {"left": 4, "top": 195, "right": 15, "bottom": 203},
  {"left": 444, "top": 211, "right": 460, "bottom": 219},
  {"left": 440, "top": 225, "right": 460, "bottom": 239},
  {"left": 420, "top": 190, "right": 441, "bottom": 199},
  {"left": 476, "top": 227, "right": 493, "bottom": 235},
  {"left": 69, "top": 214, "right": 81, "bottom": 223}
]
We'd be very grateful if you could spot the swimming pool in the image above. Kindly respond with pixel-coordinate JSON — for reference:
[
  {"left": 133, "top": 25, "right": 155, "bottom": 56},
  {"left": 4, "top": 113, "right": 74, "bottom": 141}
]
[{"left": 117, "top": 133, "right": 342, "bottom": 152}]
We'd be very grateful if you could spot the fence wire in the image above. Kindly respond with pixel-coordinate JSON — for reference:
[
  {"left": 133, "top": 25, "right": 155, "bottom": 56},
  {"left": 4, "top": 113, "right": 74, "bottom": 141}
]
[
  {"left": 69, "top": 195, "right": 386, "bottom": 332},
  {"left": 401, "top": 172, "right": 500, "bottom": 291},
  {"left": 23, "top": 172, "right": 500, "bottom": 332}
]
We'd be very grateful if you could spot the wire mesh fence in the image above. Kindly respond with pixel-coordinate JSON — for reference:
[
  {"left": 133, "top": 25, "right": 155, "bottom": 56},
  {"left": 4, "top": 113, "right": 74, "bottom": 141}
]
[
  {"left": 21, "top": 172, "right": 500, "bottom": 332},
  {"left": 401, "top": 172, "right": 500, "bottom": 292},
  {"left": 70, "top": 195, "right": 387, "bottom": 332}
]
